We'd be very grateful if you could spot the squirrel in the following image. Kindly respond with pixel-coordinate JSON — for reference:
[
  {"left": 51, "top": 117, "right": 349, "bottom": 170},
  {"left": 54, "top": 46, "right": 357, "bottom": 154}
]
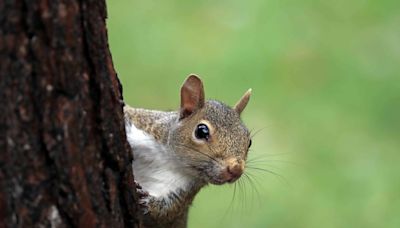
[{"left": 124, "top": 74, "right": 252, "bottom": 228}]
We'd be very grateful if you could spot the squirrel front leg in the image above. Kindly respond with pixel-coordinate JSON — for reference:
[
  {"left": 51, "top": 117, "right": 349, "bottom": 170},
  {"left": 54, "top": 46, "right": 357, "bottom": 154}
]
[
  {"left": 135, "top": 183, "right": 201, "bottom": 228},
  {"left": 140, "top": 190, "right": 191, "bottom": 221}
]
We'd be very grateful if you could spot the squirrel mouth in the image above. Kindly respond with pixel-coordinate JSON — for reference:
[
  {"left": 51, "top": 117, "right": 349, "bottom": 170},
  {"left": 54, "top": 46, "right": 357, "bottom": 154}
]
[
  {"left": 209, "top": 177, "right": 239, "bottom": 185},
  {"left": 202, "top": 163, "right": 244, "bottom": 185},
  {"left": 209, "top": 173, "right": 242, "bottom": 185},
  {"left": 209, "top": 179, "right": 226, "bottom": 185},
  {"left": 196, "top": 161, "right": 244, "bottom": 185},
  {"left": 200, "top": 170, "right": 231, "bottom": 185}
]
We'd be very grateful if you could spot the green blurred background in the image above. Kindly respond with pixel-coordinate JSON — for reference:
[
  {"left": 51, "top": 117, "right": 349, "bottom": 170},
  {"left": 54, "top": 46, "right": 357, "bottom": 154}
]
[{"left": 107, "top": 1, "right": 400, "bottom": 227}]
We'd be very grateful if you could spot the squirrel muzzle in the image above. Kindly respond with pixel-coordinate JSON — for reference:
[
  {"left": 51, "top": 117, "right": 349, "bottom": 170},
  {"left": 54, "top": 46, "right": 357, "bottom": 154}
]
[{"left": 217, "top": 158, "right": 245, "bottom": 184}]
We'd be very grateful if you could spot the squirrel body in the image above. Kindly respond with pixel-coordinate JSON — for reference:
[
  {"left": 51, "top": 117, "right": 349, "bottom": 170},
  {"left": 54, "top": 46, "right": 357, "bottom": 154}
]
[
  {"left": 124, "top": 75, "right": 252, "bottom": 228},
  {"left": 125, "top": 109, "right": 197, "bottom": 198}
]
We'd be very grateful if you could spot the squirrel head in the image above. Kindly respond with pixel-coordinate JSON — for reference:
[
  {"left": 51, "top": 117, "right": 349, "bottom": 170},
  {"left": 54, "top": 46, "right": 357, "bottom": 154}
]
[{"left": 169, "top": 74, "right": 252, "bottom": 185}]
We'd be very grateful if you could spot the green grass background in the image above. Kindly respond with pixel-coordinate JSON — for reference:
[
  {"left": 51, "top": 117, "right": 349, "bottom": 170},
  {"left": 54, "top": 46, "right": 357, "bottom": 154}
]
[{"left": 107, "top": 1, "right": 400, "bottom": 227}]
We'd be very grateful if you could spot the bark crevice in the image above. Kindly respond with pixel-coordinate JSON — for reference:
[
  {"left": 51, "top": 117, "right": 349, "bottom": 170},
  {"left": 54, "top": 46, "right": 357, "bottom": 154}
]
[{"left": 0, "top": 1, "right": 139, "bottom": 227}]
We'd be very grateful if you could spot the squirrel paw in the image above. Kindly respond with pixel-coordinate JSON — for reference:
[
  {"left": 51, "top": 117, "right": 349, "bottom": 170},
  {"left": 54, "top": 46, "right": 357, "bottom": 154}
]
[
  {"left": 135, "top": 181, "right": 149, "bottom": 197},
  {"left": 135, "top": 181, "right": 151, "bottom": 214}
]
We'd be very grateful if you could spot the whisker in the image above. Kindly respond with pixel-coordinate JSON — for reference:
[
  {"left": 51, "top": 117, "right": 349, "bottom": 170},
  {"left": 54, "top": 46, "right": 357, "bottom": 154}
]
[
  {"left": 205, "top": 143, "right": 221, "bottom": 164},
  {"left": 241, "top": 174, "right": 255, "bottom": 209},
  {"left": 250, "top": 127, "right": 267, "bottom": 139},
  {"left": 221, "top": 181, "right": 238, "bottom": 222},
  {"left": 244, "top": 171, "right": 264, "bottom": 192},
  {"left": 246, "top": 166, "right": 291, "bottom": 187},
  {"left": 248, "top": 162, "right": 284, "bottom": 172},
  {"left": 247, "top": 151, "right": 293, "bottom": 159},
  {"left": 238, "top": 178, "right": 246, "bottom": 212},
  {"left": 175, "top": 143, "right": 220, "bottom": 164},
  {"left": 247, "top": 156, "right": 299, "bottom": 166},
  {"left": 243, "top": 172, "right": 261, "bottom": 204}
]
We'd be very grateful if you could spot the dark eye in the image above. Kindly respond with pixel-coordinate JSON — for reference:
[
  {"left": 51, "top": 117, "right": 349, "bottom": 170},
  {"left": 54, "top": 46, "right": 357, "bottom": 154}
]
[
  {"left": 195, "top": 124, "right": 210, "bottom": 140},
  {"left": 248, "top": 139, "right": 252, "bottom": 148}
]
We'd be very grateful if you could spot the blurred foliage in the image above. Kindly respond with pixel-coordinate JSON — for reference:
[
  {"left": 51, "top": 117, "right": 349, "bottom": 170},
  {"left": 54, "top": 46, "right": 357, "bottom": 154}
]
[{"left": 108, "top": 0, "right": 400, "bottom": 227}]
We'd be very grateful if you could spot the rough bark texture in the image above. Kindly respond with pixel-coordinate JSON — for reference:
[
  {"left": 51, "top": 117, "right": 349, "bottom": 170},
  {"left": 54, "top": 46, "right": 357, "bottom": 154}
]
[{"left": 0, "top": 0, "right": 139, "bottom": 227}]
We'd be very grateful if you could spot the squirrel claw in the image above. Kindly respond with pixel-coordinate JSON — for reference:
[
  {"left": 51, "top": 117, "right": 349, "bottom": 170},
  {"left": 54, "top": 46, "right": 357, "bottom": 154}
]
[
  {"left": 138, "top": 195, "right": 150, "bottom": 215},
  {"left": 135, "top": 180, "right": 151, "bottom": 214},
  {"left": 134, "top": 180, "right": 142, "bottom": 189},
  {"left": 134, "top": 181, "right": 149, "bottom": 198}
]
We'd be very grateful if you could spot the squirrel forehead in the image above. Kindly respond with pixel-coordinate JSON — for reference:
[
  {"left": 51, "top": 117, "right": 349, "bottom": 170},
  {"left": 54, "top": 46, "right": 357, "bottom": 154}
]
[{"left": 202, "top": 100, "right": 249, "bottom": 134}]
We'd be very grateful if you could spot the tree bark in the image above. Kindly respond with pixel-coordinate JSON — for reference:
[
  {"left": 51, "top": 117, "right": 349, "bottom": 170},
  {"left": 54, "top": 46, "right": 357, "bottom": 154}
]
[{"left": 0, "top": 0, "right": 139, "bottom": 227}]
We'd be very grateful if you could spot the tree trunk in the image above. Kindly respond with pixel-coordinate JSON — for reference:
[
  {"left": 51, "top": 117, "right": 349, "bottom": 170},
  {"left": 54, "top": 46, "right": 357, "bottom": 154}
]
[{"left": 0, "top": 0, "right": 139, "bottom": 227}]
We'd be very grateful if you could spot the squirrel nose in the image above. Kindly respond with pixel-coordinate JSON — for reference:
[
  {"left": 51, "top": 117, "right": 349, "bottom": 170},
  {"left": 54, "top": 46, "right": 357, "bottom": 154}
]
[
  {"left": 227, "top": 164, "right": 243, "bottom": 179},
  {"left": 221, "top": 159, "right": 244, "bottom": 183}
]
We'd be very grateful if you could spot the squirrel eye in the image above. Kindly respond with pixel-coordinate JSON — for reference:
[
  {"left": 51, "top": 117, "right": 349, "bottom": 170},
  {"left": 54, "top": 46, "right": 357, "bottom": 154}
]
[
  {"left": 195, "top": 124, "right": 210, "bottom": 140},
  {"left": 248, "top": 139, "right": 252, "bottom": 148}
]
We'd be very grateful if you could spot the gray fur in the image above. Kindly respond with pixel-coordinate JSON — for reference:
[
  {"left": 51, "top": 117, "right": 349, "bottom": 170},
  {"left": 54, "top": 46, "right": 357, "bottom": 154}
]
[{"left": 124, "top": 75, "right": 251, "bottom": 228}]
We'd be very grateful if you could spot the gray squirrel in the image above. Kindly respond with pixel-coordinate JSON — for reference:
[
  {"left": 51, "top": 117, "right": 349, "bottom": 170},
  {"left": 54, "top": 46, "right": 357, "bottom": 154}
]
[{"left": 124, "top": 74, "right": 252, "bottom": 228}]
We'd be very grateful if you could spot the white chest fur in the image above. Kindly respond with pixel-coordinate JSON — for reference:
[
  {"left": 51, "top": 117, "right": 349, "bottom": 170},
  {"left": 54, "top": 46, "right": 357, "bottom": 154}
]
[{"left": 125, "top": 121, "right": 192, "bottom": 198}]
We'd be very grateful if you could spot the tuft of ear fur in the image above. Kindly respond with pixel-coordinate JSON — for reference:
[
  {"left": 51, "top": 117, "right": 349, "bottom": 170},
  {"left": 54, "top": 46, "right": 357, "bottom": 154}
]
[
  {"left": 180, "top": 74, "right": 205, "bottom": 119},
  {"left": 234, "top": 89, "right": 252, "bottom": 115}
]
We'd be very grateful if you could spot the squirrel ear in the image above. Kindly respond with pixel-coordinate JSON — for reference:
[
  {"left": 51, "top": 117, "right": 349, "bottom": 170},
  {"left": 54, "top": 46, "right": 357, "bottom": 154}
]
[
  {"left": 180, "top": 74, "right": 205, "bottom": 119},
  {"left": 234, "top": 89, "right": 252, "bottom": 115}
]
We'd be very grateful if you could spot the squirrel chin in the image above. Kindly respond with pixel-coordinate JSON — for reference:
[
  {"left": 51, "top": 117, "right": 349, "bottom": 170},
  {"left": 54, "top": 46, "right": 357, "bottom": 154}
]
[{"left": 208, "top": 177, "right": 238, "bottom": 185}]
